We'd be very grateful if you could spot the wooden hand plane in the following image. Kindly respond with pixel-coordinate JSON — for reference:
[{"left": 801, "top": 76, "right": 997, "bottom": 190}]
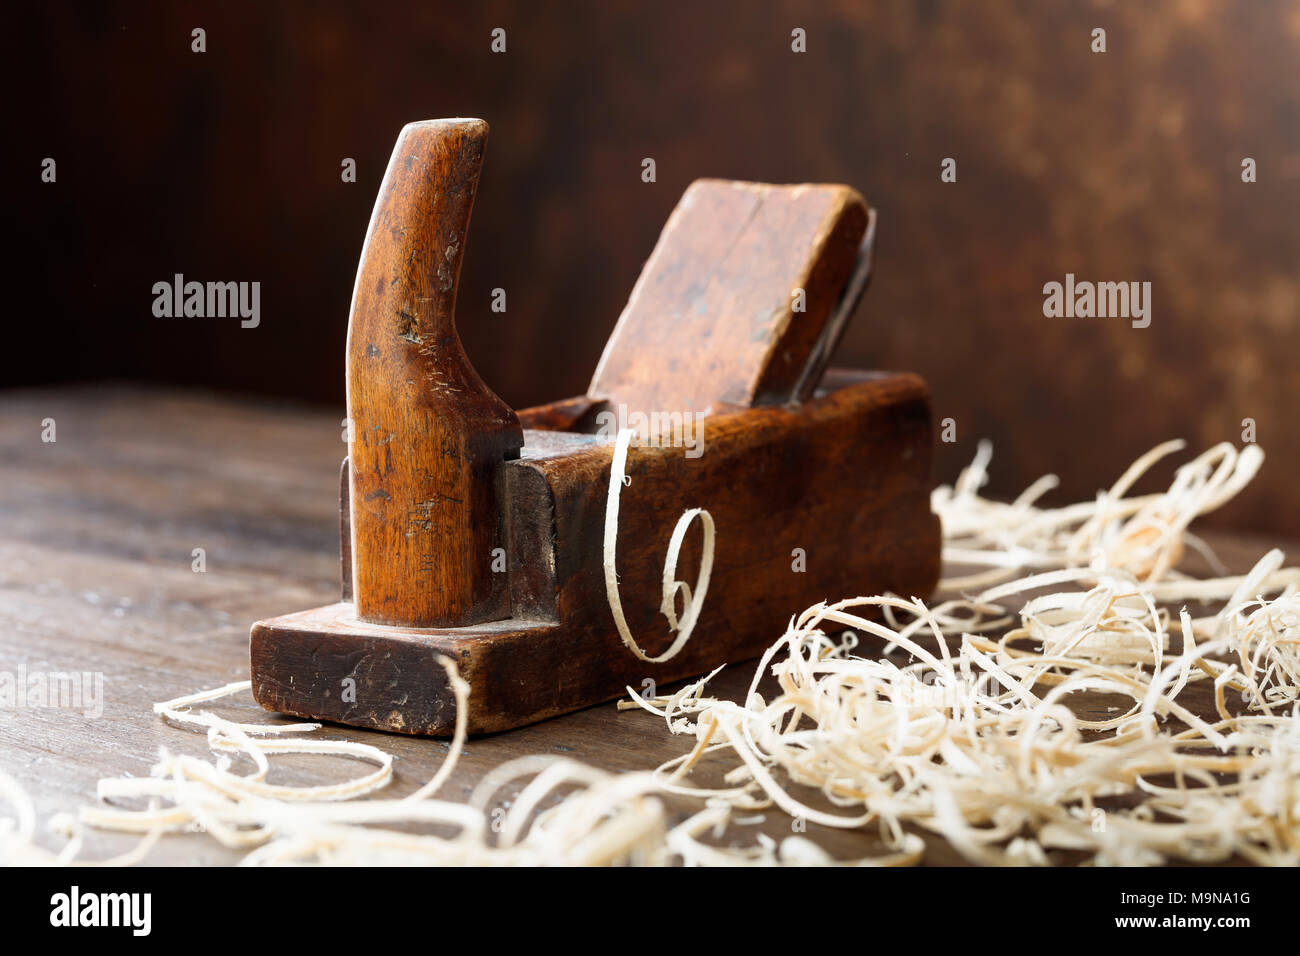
[{"left": 250, "top": 118, "right": 940, "bottom": 735}]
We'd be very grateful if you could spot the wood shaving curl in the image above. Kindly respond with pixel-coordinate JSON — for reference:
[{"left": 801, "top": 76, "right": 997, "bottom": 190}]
[{"left": 603, "top": 427, "right": 715, "bottom": 662}]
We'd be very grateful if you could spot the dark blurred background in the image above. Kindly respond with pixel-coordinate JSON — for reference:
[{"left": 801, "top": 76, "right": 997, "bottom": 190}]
[{"left": 9, "top": 0, "right": 1299, "bottom": 534}]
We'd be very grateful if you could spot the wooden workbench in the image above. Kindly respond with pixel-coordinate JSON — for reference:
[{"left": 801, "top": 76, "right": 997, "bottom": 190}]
[{"left": 1, "top": 386, "right": 1290, "bottom": 865}]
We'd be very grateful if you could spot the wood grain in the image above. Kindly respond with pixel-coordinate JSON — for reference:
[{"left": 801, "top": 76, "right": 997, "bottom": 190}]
[{"left": 345, "top": 119, "right": 522, "bottom": 628}]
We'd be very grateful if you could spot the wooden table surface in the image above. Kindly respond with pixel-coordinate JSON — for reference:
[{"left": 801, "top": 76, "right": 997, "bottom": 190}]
[{"left": 1, "top": 386, "right": 1292, "bottom": 866}]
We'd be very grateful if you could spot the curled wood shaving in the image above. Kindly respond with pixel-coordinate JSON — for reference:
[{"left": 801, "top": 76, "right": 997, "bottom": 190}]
[{"left": 603, "top": 427, "right": 716, "bottom": 662}]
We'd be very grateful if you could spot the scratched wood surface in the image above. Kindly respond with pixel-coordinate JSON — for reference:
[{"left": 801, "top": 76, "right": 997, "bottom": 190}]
[{"left": 0, "top": 386, "right": 1290, "bottom": 865}]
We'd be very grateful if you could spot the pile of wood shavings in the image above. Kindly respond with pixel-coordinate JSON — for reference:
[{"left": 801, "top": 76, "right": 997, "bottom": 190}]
[
  {"left": 623, "top": 440, "right": 1300, "bottom": 865},
  {"left": 3, "top": 439, "right": 1298, "bottom": 865},
  {"left": 935, "top": 439, "right": 1264, "bottom": 591}
]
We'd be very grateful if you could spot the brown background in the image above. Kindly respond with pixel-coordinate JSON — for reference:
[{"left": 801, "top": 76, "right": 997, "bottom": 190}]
[{"left": 10, "top": 0, "right": 1299, "bottom": 534}]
